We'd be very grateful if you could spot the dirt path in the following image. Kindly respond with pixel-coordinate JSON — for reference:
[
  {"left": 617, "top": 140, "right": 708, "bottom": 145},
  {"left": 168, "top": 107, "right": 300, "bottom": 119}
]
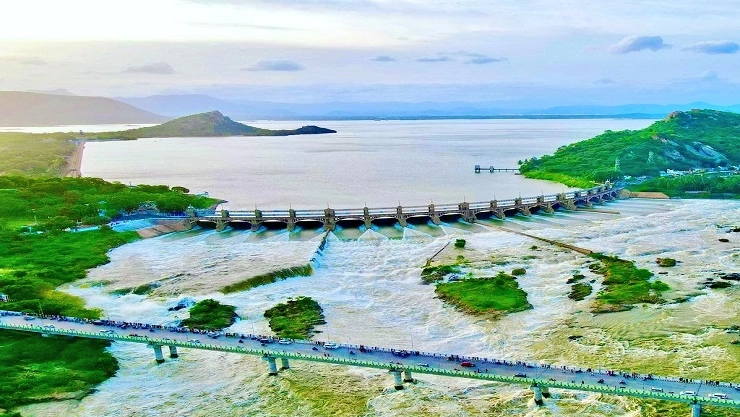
[{"left": 64, "top": 140, "right": 84, "bottom": 177}]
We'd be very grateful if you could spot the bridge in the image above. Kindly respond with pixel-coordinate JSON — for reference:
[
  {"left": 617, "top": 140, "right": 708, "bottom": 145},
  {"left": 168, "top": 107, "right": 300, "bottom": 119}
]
[
  {"left": 187, "top": 184, "right": 620, "bottom": 232},
  {"left": 2, "top": 313, "right": 737, "bottom": 416}
]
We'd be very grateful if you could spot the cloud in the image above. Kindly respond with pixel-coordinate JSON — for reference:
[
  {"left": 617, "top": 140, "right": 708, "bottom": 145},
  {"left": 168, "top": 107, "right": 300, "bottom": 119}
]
[
  {"left": 242, "top": 59, "right": 304, "bottom": 71},
  {"left": 609, "top": 36, "right": 671, "bottom": 53},
  {"left": 464, "top": 56, "right": 505, "bottom": 65},
  {"left": 594, "top": 78, "right": 614, "bottom": 85},
  {"left": 2, "top": 56, "right": 47, "bottom": 65},
  {"left": 370, "top": 55, "right": 396, "bottom": 62},
  {"left": 122, "top": 62, "right": 175, "bottom": 74},
  {"left": 673, "top": 70, "right": 721, "bottom": 84},
  {"left": 683, "top": 40, "right": 739, "bottom": 54},
  {"left": 416, "top": 56, "right": 452, "bottom": 62}
]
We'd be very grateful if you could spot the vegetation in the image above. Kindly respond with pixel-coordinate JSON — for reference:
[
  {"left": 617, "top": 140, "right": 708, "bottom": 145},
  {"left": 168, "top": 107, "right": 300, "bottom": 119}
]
[
  {"left": 568, "top": 282, "right": 593, "bottom": 301},
  {"left": 180, "top": 299, "right": 237, "bottom": 331},
  {"left": 263, "top": 296, "right": 326, "bottom": 340},
  {"left": 87, "top": 111, "right": 336, "bottom": 140},
  {"left": 454, "top": 238, "right": 466, "bottom": 248},
  {"left": 511, "top": 267, "right": 527, "bottom": 276},
  {"left": 420, "top": 264, "right": 461, "bottom": 284},
  {"left": 0, "top": 132, "right": 76, "bottom": 176},
  {"left": 656, "top": 257, "right": 677, "bottom": 267},
  {"left": 567, "top": 273, "right": 586, "bottom": 284},
  {"left": 435, "top": 271, "right": 532, "bottom": 317},
  {"left": 519, "top": 109, "right": 740, "bottom": 187},
  {"left": 0, "top": 175, "right": 217, "bottom": 411},
  {"left": 632, "top": 175, "right": 740, "bottom": 198},
  {"left": 220, "top": 264, "right": 314, "bottom": 293},
  {"left": 589, "top": 254, "right": 669, "bottom": 313},
  {"left": 0, "top": 331, "right": 118, "bottom": 412}
]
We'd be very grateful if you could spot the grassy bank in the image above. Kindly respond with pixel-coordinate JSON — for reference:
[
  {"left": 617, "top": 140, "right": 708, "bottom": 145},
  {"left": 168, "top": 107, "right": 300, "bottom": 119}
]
[
  {"left": 0, "top": 175, "right": 219, "bottom": 412},
  {"left": 264, "top": 297, "right": 326, "bottom": 340},
  {"left": 180, "top": 299, "right": 237, "bottom": 331},
  {"left": 590, "top": 254, "right": 669, "bottom": 313},
  {"left": 435, "top": 272, "right": 532, "bottom": 317},
  {"left": 221, "top": 264, "right": 313, "bottom": 294},
  {"left": 0, "top": 132, "right": 76, "bottom": 177}
]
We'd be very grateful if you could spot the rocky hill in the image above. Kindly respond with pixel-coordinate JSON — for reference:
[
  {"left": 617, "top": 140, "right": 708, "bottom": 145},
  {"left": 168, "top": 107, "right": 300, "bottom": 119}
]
[
  {"left": 519, "top": 109, "right": 740, "bottom": 186},
  {"left": 91, "top": 111, "right": 336, "bottom": 139},
  {"left": 0, "top": 91, "right": 168, "bottom": 126}
]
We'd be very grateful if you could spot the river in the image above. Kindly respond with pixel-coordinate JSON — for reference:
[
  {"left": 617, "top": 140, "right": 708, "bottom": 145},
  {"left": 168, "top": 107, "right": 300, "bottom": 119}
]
[{"left": 12, "top": 119, "right": 740, "bottom": 417}]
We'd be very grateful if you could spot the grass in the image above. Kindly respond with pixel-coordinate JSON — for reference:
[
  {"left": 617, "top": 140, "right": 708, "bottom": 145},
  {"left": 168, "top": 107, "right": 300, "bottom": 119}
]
[
  {"left": 110, "top": 282, "right": 159, "bottom": 296},
  {"left": 0, "top": 330, "right": 118, "bottom": 411},
  {"left": 420, "top": 264, "right": 461, "bottom": 284},
  {"left": 263, "top": 296, "right": 326, "bottom": 340},
  {"left": 180, "top": 299, "right": 237, "bottom": 331},
  {"left": 590, "top": 253, "right": 670, "bottom": 313},
  {"left": 435, "top": 271, "right": 532, "bottom": 317},
  {"left": 220, "top": 264, "right": 313, "bottom": 293},
  {"left": 568, "top": 282, "right": 593, "bottom": 301}
]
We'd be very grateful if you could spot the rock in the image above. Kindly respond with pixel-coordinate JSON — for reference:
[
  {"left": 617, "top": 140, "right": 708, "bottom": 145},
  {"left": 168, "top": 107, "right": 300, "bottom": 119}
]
[
  {"left": 656, "top": 258, "right": 677, "bottom": 267},
  {"left": 706, "top": 281, "right": 732, "bottom": 289},
  {"left": 718, "top": 238, "right": 730, "bottom": 242},
  {"left": 719, "top": 273, "right": 740, "bottom": 281},
  {"left": 168, "top": 297, "right": 196, "bottom": 311}
]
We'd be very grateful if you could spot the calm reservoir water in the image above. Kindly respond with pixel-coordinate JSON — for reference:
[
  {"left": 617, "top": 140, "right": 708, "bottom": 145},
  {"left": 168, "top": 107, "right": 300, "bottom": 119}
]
[{"left": 79, "top": 119, "right": 654, "bottom": 209}]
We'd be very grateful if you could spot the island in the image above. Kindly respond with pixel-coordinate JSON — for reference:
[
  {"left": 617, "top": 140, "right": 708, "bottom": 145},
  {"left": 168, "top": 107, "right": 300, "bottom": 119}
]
[{"left": 86, "top": 110, "right": 336, "bottom": 140}]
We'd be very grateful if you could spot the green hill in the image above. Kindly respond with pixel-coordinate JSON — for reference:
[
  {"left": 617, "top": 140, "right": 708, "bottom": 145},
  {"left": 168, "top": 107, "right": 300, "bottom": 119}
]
[
  {"left": 89, "top": 110, "right": 336, "bottom": 139},
  {"left": 519, "top": 109, "right": 740, "bottom": 187}
]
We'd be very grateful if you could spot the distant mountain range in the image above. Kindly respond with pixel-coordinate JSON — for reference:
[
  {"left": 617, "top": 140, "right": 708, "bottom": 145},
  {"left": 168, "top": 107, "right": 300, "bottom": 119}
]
[
  {"left": 3, "top": 91, "right": 740, "bottom": 126},
  {"left": 0, "top": 91, "right": 168, "bottom": 126},
  {"left": 116, "top": 94, "right": 740, "bottom": 120}
]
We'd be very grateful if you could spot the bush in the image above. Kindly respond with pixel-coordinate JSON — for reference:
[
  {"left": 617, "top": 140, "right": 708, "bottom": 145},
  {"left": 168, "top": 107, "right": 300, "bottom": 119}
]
[
  {"left": 656, "top": 257, "right": 677, "bottom": 267},
  {"left": 454, "top": 239, "right": 466, "bottom": 248},
  {"left": 511, "top": 267, "right": 526, "bottom": 276}
]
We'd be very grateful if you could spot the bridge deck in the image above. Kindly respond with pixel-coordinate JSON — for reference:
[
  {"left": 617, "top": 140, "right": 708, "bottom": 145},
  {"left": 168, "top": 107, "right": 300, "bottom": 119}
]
[{"left": 1, "top": 314, "right": 738, "bottom": 408}]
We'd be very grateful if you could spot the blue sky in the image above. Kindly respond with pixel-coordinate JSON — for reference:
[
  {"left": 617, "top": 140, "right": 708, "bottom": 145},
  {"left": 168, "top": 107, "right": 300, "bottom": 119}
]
[{"left": 1, "top": 0, "right": 739, "bottom": 105}]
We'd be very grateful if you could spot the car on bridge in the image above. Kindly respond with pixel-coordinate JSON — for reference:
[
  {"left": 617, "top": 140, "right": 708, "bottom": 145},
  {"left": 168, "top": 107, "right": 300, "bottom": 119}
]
[
  {"left": 187, "top": 339, "right": 201, "bottom": 344},
  {"left": 679, "top": 391, "right": 696, "bottom": 396},
  {"left": 651, "top": 387, "right": 664, "bottom": 392},
  {"left": 100, "top": 329, "right": 115, "bottom": 334},
  {"left": 708, "top": 393, "right": 729, "bottom": 399},
  {"left": 417, "top": 363, "right": 429, "bottom": 367},
  {"left": 324, "top": 343, "right": 340, "bottom": 349},
  {"left": 278, "top": 339, "right": 292, "bottom": 345},
  {"left": 514, "top": 373, "right": 527, "bottom": 378},
  {"left": 460, "top": 361, "right": 475, "bottom": 367}
]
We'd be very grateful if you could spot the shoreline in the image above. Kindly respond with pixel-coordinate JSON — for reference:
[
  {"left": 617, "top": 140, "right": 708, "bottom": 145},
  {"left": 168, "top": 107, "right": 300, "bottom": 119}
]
[{"left": 64, "top": 140, "right": 85, "bottom": 177}]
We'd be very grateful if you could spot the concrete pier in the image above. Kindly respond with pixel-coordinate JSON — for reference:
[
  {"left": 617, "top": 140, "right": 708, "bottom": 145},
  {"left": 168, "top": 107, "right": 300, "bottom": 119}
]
[
  {"left": 532, "top": 385, "right": 544, "bottom": 406},
  {"left": 391, "top": 370, "right": 404, "bottom": 390},
  {"left": 152, "top": 344, "right": 165, "bottom": 364},
  {"left": 265, "top": 356, "right": 278, "bottom": 376},
  {"left": 363, "top": 207, "right": 372, "bottom": 229},
  {"left": 168, "top": 345, "right": 178, "bottom": 358},
  {"left": 280, "top": 357, "right": 290, "bottom": 370},
  {"left": 541, "top": 386, "right": 550, "bottom": 398},
  {"left": 396, "top": 206, "right": 407, "bottom": 227},
  {"left": 403, "top": 370, "right": 413, "bottom": 383},
  {"left": 691, "top": 402, "right": 701, "bottom": 417}
]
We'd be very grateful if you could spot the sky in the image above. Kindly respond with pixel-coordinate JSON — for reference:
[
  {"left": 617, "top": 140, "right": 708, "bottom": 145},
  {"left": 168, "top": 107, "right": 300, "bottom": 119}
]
[{"left": 1, "top": 0, "right": 739, "bottom": 105}]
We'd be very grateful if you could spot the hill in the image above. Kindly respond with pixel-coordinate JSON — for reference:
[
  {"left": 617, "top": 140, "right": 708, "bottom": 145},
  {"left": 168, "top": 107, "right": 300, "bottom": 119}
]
[
  {"left": 519, "top": 109, "right": 740, "bottom": 187},
  {"left": 90, "top": 110, "right": 336, "bottom": 139},
  {"left": 0, "top": 91, "right": 168, "bottom": 126}
]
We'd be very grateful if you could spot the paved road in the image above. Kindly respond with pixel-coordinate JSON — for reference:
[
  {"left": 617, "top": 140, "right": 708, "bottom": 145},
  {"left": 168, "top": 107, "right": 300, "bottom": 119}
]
[{"left": 2, "top": 312, "right": 739, "bottom": 409}]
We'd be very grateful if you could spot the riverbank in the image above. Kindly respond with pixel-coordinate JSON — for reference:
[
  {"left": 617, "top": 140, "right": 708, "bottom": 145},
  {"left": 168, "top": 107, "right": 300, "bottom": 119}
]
[{"left": 64, "top": 140, "right": 84, "bottom": 177}]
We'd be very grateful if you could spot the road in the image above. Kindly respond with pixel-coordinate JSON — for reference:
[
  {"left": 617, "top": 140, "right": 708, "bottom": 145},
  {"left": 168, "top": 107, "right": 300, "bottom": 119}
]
[{"left": 1, "top": 311, "right": 738, "bottom": 409}]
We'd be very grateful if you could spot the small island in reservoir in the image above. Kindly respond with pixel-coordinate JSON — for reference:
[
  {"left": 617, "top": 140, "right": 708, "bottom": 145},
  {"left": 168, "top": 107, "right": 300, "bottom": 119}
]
[{"left": 86, "top": 110, "right": 336, "bottom": 140}]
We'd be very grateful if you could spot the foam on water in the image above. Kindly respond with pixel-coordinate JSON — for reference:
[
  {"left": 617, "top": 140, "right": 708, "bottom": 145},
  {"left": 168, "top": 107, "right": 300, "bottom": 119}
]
[{"left": 24, "top": 199, "right": 740, "bottom": 417}]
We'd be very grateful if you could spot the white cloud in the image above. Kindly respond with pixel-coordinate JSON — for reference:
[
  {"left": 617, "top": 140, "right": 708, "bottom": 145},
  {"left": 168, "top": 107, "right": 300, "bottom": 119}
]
[
  {"left": 609, "top": 36, "right": 671, "bottom": 53},
  {"left": 683, "top": 40, "right": 739, "bottom": 54},
  {"left": 122, "top": 62, "right": 175, "bottom": 74},
  {"left": 242, "top": 60, "right": 304, "bottom": 71}
]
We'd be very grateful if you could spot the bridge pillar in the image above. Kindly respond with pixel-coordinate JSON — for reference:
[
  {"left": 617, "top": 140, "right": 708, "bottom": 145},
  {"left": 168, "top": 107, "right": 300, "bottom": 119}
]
[
  {"left": 265, "top": 356, "right": 279, "bottom": 376},
  {"left": 543, "top": 203, "right": 554, "bottom": 214},
  {"left": 458, "top": 202, "right": 476, "bottom": 223},
  {"left": 532, "top": 385, "right": 543, "bottom": 406},
  {"left": 519, "top": 206, "right": 531, "bottom": 216},
  {"left": 403, "top": 370, "right": 413, "bottom": 383},
  {"left": 390, "top": 370, "right": 403, "bottom": 390},
  {"left": 541, "top": 386, "right": 550, "bottom": 398},
  {"left": 252, "top": 209, "right": 263, "bottom": 232},
  {"left": 690, "top": 402, "right": 701, "bottom": 417},
  {"left": 288, "top": 209, "right": 297, "bottom": 232},
  {"left": 428, "top": 204, "right": 441, "bottom": 225},
  {"left": 215, "top": 219, "right": 228, "bottom": 232},
  {"left": 220, "top": 209, "right": 229, "bottom": 218},
  {"left": 363, "top": 207, "right": 372, "bottom": 229},
  {"left": 563, "top": 199, "right": 576, "bottom": 211},
  {"left": 396, "top": 206, "right": 407, "bottom": 227},
  {"left": 494, "top": 208, "right": 505, "bottom": 220},
  {"left": 168, "top": 345, "right": 178, "bottom": 358},
  {"left": 280, "top": 357, "right": 290, "bottom": 370},
  {"left": 324, "top": 208, "right": 336, "bottom": 231},
  {"left": 151, "top": 344, "right": 165, "bottom": 364}
]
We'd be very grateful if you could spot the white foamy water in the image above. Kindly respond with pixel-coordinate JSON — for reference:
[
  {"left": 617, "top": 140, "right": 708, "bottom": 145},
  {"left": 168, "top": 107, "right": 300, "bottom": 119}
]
[{"left": 21, "top": 199, "right": 736, "bottom": 417}]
